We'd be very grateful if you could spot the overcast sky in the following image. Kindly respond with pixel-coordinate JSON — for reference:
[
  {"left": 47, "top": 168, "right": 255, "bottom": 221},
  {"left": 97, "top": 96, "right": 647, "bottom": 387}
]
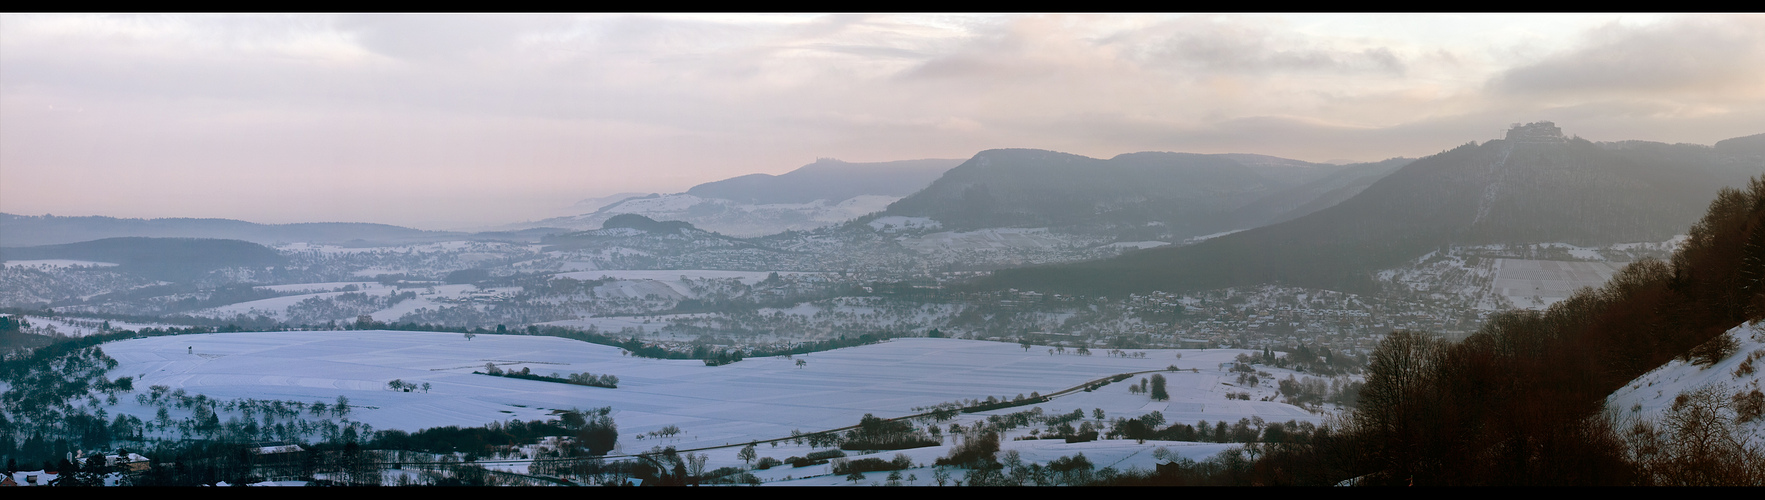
[{"left": 4, "top": 13, "right": 1763, "bottom": 230}]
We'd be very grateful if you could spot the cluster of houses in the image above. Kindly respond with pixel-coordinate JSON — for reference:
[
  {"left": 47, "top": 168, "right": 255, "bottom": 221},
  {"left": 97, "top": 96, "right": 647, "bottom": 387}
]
[
  {"left": 2, "top": 449, "right": 147, "bottom": 487},
  {"left": 2, "top": 445, "right": 305, "bottom": 487}
]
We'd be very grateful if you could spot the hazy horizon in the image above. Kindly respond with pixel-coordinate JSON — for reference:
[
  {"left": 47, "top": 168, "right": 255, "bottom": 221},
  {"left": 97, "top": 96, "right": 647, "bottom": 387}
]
[{"left": 4, "top": 13, "right": 1763, "bottom": 230}]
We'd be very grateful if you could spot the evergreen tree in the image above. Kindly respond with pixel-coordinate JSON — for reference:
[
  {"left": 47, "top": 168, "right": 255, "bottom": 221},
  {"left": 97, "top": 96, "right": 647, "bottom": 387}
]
[{"left": 1150, "top": 374, "right": 1170, "bottom": 401}]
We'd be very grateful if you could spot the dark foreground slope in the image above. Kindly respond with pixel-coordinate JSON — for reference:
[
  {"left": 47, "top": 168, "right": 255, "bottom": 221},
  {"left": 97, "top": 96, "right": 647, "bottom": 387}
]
[
  {"left": 983, "top": 123, "right": 1764, "bottom": 295},
  {"left": 1271, "top": 176, "right": 1765, "bottom": 486},
  {"left": 1114, "top": 174, "right": 1765, "bottom": 486}
]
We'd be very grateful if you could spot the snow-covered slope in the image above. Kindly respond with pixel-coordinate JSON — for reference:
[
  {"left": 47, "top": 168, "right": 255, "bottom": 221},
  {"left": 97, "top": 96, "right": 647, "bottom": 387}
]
[{"left": 1607, "top": 321, "right": 1765, "bottom": 448}]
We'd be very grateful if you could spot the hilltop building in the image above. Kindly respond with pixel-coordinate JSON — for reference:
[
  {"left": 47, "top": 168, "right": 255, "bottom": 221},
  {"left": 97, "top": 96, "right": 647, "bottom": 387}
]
[{"left": 1506, "top": 121, "right": 1568, "bottom": 144}]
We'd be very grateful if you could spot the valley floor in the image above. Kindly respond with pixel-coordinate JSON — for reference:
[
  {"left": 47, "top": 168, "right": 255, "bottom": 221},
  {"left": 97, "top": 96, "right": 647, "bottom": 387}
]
[{"left": 94, "top": 331, "right": 1331, "bottom": 484}]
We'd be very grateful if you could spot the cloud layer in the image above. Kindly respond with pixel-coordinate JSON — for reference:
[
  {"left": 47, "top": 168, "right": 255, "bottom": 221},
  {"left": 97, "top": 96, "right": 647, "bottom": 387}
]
[{"left": 3, "top": 14, "right": 1761, "bottom": 229}]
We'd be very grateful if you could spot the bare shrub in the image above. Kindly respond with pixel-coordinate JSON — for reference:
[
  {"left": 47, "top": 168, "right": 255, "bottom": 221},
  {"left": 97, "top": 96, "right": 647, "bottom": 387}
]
[
  {"left": 1685, "top": 331, "right": 1739, "bottom": 367},
  {"left": 1735, "top": 389, "right": 1765, "bottom": 424},
  {"left": 1624, "top": 384, "right": 1765, "bottom": 485},
  {"left": 1735, "top": 350, "right": 1764, "bottom": 377}
]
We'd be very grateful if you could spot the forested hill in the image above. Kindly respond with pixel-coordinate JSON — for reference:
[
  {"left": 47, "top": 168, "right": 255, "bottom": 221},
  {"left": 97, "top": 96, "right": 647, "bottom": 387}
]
[
  {"left": 685, "top": 157, "right": 961, "bottom": 205},
  {"left": 878, "top": 148, "right": 1404, "bottom": 239},
  {"left": 979, "top": 122, "right": 1765, "bottom": 296},
  {"left": 599, "top": 213, "right": 701, "bottom": 234},
  {"left": 1716, "top": 132, "right": 1765, "bottom": 156},
  {"left": 538, "top": 213, "right": 756, "bottom": 254},
  {"left": 0, "top": 237, "right": 285, "bottom": 280},
  {"left": 0, "top": 214, "right": 465, "bottom": 247}
]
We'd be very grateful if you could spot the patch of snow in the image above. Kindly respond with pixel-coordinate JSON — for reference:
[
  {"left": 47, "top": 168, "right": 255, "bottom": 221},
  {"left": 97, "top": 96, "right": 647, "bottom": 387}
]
[
  {"left": 1099, "top": 241, "right": 1170, "bottom": 250},
  {"left": 556, "top": 269, "right": 816, "bottom": 285},
  {"left": 1492, "top": 259, "right": 1627, "bottom": 310},
  {"left": 256, "top": 282, "right": 379, "bottom": 293},
  {"left": 1182, "top": 230, "right": 1243, "bottom": 244},
  {"left": 868, "top": 216, "right": 942, "bottom": 233},
  {"left": 3, "top": 259, "right": 118, "bottom": 269}
]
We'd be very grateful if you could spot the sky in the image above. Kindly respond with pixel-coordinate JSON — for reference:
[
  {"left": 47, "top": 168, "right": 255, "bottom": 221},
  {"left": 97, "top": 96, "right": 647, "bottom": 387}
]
[{"left": 3, "top": 13, "right": 1763, "bottom": 230}]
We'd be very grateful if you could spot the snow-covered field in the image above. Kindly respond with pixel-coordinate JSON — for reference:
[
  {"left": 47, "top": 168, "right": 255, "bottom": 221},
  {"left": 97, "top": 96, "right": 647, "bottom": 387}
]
[
  {"left": 1492, "top": 258, "right": 1628, "bottom": 309},
  {"left": 1097, "top": 241, "right": 1170, "bottom": 251},
  {"left": 868, "top": 216, "right": 941, "bottom": 233},
  {"left": 748, "top": 438, "right": 1241, "bottom": 486},
  {"left": 255, "top": 281, "right": 381, "bottom": 293},
  {"left": 555, "top": 269, "right": 817, "bottom": 285},
  {"left": 1182, "top": 230, "right": 1244, "bottom": 244},
  {"left": 1, "top": 314, "right": 176, "bottom": 338},
  {"left": 190, "top": 286, "right": 393, "bottom": 320},
  {"left": 101, "top": 332, "right": 1322, "bottom": 480},
  {"left": 898, "top": 228, "right": 1083, "bottom": 253},
  {"left": 538, "top": 315, "right": 672, "bottom": 333},
  {"left": 547, "top": 270, "right": 823, "bottom": 302},
  {"left": 3, "top": 259, "right": 118, "bottom": 269},
  {"left": 187, "top": 282, "right": 490, "bottom": 323}
]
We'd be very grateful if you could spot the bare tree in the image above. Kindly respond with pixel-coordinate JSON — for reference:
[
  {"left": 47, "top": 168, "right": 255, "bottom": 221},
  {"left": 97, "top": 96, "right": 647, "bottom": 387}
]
[
  {"left": 738, "top": 443, "right": 757, "bottom": 466},
  {"left": 687, "top": 452, "right": 709, "bottom": 483},
  {"left": 1354, "top": 330, "right": 1449, "bottom": 478}
]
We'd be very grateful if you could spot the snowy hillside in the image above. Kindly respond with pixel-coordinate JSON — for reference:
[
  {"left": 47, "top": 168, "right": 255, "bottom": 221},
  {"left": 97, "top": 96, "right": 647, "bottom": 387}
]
[{"left": 1608, "top": 320, "right": 1765, "bottom": 448}]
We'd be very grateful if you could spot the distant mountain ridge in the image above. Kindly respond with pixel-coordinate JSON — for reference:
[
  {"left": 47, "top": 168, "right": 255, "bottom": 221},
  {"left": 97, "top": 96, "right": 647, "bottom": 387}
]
[
  {"left": 0, "top": 213, "right": 564, "bottom": 248},
  {"left": 981, "top": 122, "right": 1765, "bottom": 295},
  {"left": 879, "top": 148, "right": 1410, "bottom": 240},
  {"left": 538, "top": 214, "right": 768, "bottom": 261},
  {"left": 519, "top": 158, "right": 964, "bottom": 238},
  {"left": 0, "top": 237, "right": 285, "bottom": 280},
  {"left": 600, "top": 213, "right": 700, "bottom": 234},
  {"left": 686, "top": 157, "right": 961, "bottom": 204},
  {"left": 1715, "top": 132, "right": 1765, "bottom": 156},
  {"left": 525, "top": 193, "right": 899, "bottom": 238}
]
